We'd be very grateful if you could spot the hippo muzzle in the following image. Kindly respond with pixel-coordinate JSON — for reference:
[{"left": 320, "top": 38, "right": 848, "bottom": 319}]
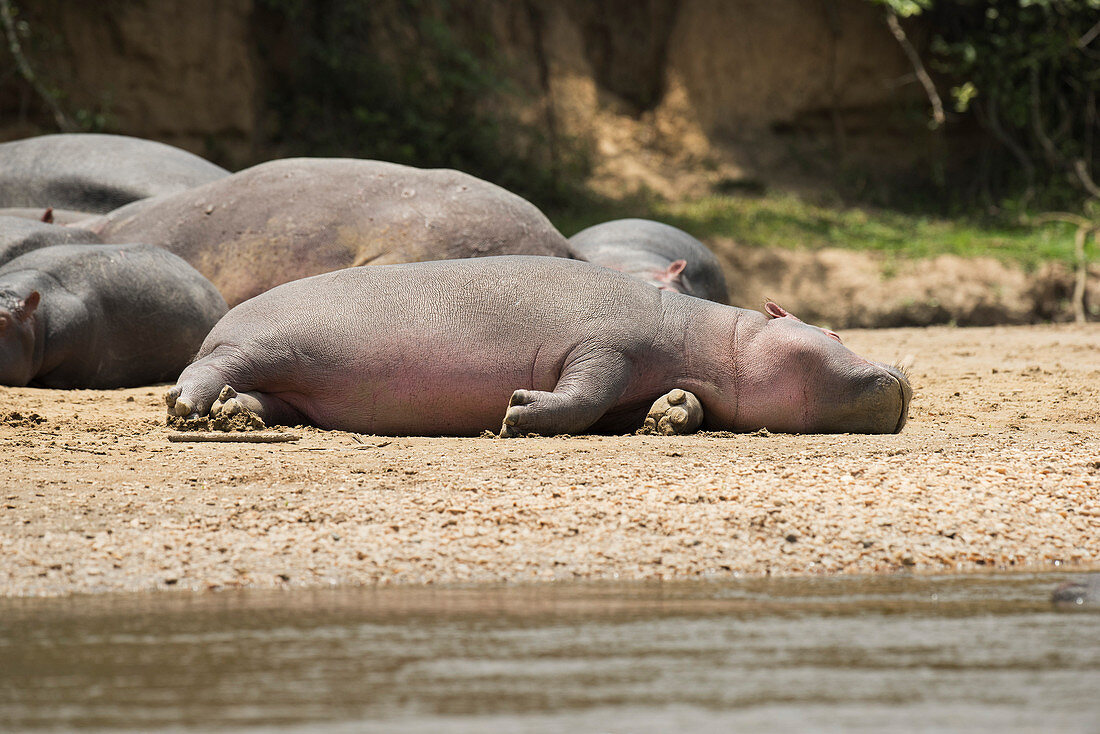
[{"left": 882, "top": 363, "right": 913, "bottom": 434}]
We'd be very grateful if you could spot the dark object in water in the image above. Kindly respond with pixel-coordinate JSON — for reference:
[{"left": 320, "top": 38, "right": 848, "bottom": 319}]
[{"left": 1051, "top": 573, "right": 1100, "bottom": 608}]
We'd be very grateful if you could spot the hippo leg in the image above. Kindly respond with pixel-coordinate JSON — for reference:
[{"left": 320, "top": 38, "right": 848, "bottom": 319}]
[
  {"left": 168, "top": 373, "right": 305, "bottom": 427},
  {"left": 499, "top": 352, "right": 630, "bottom": 437},
  {"left": 166, "top": 350, "right": 305, "bottom": 426},
  {"left": 166, "top": 360, "right": 234, "bottom": 418},
  {"left": 639, "top": 389, "right": 704, "bottom": 435}
]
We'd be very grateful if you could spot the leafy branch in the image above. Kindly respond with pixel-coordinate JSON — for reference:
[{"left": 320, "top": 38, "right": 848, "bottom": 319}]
[
  {"left": 884, "top": 10, "right": 944, "bottom": 128},
  {"left": 0, "top": 0, "right": 74, "bottom": 131}
]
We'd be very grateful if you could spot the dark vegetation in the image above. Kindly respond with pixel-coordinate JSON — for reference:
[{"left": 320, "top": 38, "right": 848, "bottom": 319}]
[
  {"left": 253, "top": 0, "right": 590, "bottom": 211},
  {"left": 879, "top": 0, "right": 1100, "bottom": 215}
]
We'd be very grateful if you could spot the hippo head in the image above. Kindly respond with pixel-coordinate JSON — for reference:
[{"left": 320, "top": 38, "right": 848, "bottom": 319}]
[
  {"left": 0, "top": 289, "right": 40, "bottom": 387},
  {"left": 732, "top": 302, "right": 911, "bottom": 434}
]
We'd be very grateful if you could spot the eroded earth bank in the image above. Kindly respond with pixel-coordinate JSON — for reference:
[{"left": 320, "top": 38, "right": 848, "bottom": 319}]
[{"left": 1, "top": 324, "right": 1097, "bottom": 596}]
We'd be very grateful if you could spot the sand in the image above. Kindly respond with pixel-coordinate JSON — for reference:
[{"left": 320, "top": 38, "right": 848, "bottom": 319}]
[{"left": 1, "top": 324, "right": 1097, "bottom": 597}]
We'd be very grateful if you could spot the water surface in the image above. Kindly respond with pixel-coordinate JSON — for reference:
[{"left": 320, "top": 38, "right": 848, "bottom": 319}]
[{"left": 2, "top": 573, "right": 1098, "bottom": 733}]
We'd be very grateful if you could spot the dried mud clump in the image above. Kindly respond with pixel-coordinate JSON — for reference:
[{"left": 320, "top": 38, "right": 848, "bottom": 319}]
[
  {"left": 167, "top": 410, "right": 265, "bottom": 433},
  {"left": 2, "top": 411, "right": 46, "bottom": 427}
]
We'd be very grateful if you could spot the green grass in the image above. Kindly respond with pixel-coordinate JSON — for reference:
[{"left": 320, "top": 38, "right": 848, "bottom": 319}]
[{"left": 550, "top": 192, "right": 1083, "bottom": 268}]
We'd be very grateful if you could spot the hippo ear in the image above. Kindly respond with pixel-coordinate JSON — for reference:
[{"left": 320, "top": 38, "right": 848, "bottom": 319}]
[
  {"left": 764, "top": 300, "right": 806, "bottom": 323},
  {"left": 764, "top": 301, "right": 788, "bottom": 319},
  {"left": 17, "top": 291, "right": 40, "bottom": 320},
  {"left": 654, "top": 260, "right": 687, "bottom": 285}
]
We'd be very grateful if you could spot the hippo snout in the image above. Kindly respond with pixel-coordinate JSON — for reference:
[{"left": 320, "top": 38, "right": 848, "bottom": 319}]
[
  {"left": 882, "top": 364, "right": 913, "bottom": 434},
  {"left": 813, "top": 364, "right": 911, "bottom": 435}
]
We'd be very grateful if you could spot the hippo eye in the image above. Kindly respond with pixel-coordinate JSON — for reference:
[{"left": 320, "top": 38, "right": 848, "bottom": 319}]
[{"left": 822, "top": 328, "right": 842, "bottom": 343}]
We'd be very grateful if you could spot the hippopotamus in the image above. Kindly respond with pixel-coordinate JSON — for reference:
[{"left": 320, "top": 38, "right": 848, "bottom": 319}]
[
  {"left": 83, "top": 158, "right": 574, "bottom": 307},
  {"left": 166, "top": 256, "right": 910, "bottom": 436},
  {"left": 0, "top": 244, "right": 227, "bottom": 388},
  {"left": 568, "top": 219, "right": 729, "bottom": 304},
  {"left": 0, "top": 133, "right": 229, "bottom": 213},
  {"left": 1052, "top": 574, "right": 1100, "bottom": 609},
  {"left": 0, "top": 216, "right": 101, "bottom": 266},
  {"left": 0, "top": 207, "right": 97, "bottom": 225}
]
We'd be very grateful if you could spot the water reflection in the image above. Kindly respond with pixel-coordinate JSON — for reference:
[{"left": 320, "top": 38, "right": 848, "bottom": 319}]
[{"left": 2, "top": 574, "right": 1098, "bottom": 732}]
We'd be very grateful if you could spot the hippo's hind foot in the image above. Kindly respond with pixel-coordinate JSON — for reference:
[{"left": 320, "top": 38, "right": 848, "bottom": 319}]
[
  {"left": 165, "top": 384, "right": 197, "bottom": 418},
  {"left": 166, "top": 384, "right": 267, "bottom": 431},
  {"left": 638, "top": 389, "right": 704, "bottom": 436},
  {"left": 209, "top": 385, "right": 267, "bottom": 431},
  {"left": 166, "top": 362, "right": 230, "bottom": 419}
]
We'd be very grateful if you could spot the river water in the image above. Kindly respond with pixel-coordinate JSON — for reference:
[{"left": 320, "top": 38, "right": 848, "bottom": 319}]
[{"left": 2, "top": 573, "right": 1098, "bottom": 733}]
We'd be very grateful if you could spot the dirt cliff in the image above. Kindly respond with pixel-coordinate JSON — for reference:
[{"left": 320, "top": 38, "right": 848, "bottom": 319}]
[{"left": 1, "top": 0, "right": 920, "bottom": 188}]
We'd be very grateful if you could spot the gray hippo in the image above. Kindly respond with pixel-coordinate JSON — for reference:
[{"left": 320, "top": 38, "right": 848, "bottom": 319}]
[
  {"left": 166, "top": 256, "right": 910, "bottom": 436},
  {"left": 0, "top": 244, "right": 227, "bottom": 388},
  {"left": 0, "top": 133, "right": 229, "bottom": 214},
  {"left": 568, "top": 218, "right": 729, "bottom": 304},
  {"left": 85, "top": 158, "right": 574, "bottom": 306},
  {"left": 0, "top": 216, "right": 102, "bottom": 266},
  {"left": 0, "top": 207, "right": 97, "bottom": 225},
  {"left": 1052, "top": 574, "right": 1100, "bottom": 609}
]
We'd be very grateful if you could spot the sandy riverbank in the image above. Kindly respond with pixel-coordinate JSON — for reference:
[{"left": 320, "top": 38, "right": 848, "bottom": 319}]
[{"left": 1, "top": 324, "right": 1097, "bottom": 596}]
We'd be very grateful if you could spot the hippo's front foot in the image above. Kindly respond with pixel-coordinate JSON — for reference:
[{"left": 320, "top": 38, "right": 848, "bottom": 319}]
[
  {"left": 499, "top": 388, "right": 596, "bottom": 438},
  {"left": 499, "top": 389, "right": 534, "bottom": 438},
  {"left": 639, "top": 389, "right": 703, "bottom": 435}
]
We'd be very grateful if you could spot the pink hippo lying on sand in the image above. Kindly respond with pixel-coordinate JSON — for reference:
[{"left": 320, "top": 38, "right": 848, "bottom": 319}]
[{"left": 166, "top": 256, "right": 910, "bottom": 437}]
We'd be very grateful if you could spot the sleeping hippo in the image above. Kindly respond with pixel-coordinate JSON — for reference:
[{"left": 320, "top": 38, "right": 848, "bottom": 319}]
[
  {"left": 83, "top": 158, "right": 574, "bottom": 306},
  {"left": 0, "top": 244, "right": 227, "bottom": 388},
  {"left": 166, "top": 256, "right": 910, "bottom": 436},
  {"left": 568, "top": 218, "right": 729, "bottom": 304},
  {"left": 1, "top": 216, "right": 101, "bottom": 266},
  {"left": 0, "top": 133, "right": 229, "bottom": 213}
]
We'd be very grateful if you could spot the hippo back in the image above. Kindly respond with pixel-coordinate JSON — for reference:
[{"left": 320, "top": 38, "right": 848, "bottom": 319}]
[
  {"left": 0, "top": 133, "right": 229, "bottom": 213},
  {"left": 0, "top": 216, "right": 102, "bottom": 267},
  {"left": 97, "top": 158, "right": 574, "bottom": 306},
  {"left": 569, "top": 218, "right": 729, "bottom": 304}
]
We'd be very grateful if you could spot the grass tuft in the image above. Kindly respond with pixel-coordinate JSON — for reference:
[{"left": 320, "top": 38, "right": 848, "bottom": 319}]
[{"left": 550, "top": 193, "right": 1082, "bottom": 267}]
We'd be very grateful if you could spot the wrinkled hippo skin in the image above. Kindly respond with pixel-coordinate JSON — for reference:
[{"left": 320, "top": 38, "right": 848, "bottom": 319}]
[
  {"left": 0, "top": 244, "right": 227, "bottom": 388},
  {"left": 166, "top": 256, "right": 910, "bottom": 436},
  {"left": 0, "top": 133, "right": 229, "bottom": 214},
  {"left": 0, "top": 216, "right": 102, "bottom": 266},
  {"left": 568, "top": 218, "right": 729, "bottom": 303},
  {"left": 91, "top": 158, "right": 573, "bottom": 306}
]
